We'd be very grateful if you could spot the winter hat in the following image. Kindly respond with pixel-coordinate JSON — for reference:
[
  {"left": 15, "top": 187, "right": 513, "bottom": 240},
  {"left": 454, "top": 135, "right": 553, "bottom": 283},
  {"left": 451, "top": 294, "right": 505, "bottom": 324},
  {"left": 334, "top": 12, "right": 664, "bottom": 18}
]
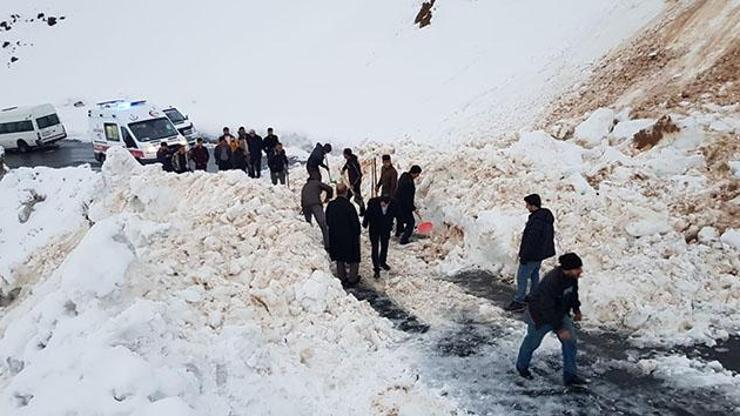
[
  {"left": 559, "top": 253, "right": 583, "bottom": 270},
  {"left": 382, "top": 154, "right": 391, "bottom": 161},
  {"left": 524, "top": 194, "right": 542, "bottom": 208}
]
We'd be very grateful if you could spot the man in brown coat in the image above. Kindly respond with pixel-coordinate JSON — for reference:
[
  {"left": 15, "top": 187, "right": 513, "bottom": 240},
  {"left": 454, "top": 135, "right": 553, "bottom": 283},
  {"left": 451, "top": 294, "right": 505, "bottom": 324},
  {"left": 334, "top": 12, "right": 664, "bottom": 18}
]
[{"left": 375, "top": 155, "right": 398, "bottom": 197}]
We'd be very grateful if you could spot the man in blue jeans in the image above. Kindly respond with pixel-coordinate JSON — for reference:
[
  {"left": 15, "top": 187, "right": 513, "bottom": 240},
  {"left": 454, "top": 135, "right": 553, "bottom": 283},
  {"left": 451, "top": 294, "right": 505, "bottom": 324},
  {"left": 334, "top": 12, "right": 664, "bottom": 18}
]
[
  {"left": 505, "top": 193, "right": 555, "bottom": 312},
  {"left": 516, "top": 253, "right": 588, "bottom": 387}
]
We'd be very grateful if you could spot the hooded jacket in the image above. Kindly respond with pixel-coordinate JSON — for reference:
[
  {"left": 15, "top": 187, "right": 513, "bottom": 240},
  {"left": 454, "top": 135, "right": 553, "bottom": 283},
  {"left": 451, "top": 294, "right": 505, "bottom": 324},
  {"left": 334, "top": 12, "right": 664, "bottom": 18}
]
[{"left": 518, "top": 208, "right": 556, "bottom": 262}]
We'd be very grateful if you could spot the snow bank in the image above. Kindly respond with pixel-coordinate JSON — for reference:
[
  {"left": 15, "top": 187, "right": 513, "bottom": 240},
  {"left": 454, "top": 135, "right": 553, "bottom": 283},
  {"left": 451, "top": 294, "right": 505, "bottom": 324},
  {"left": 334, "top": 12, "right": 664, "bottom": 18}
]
[
  {"left": 0, "top": 166, "right": 99, "bottom": 284},
  {"left": 404, "top": 110, "right": 740, "bottom": 346},
  {"left": 0, "top": 148, "right": 456, "bottom": 415},
  {"left": 638, "top": 355, "right": 740, "bottom": 402}
]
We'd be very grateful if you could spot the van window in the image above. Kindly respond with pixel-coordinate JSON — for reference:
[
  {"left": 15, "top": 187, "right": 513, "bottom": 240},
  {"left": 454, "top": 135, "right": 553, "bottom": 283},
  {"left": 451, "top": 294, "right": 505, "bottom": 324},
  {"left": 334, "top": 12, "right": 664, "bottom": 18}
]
[
  {"left": 163, "top": 108, "right": 186, "bottom": 124},
  {"left": 104, "top": 123, "right": 120, "bottom": 141},
  {"left": 0, "top": 120, "right": 34, "bottom": 134},
  {"left": 36, "top": 114, "right": 61, "bottom": 129},
  {"left": 121, "top": 127, "right": 137, "bottom": 148}
]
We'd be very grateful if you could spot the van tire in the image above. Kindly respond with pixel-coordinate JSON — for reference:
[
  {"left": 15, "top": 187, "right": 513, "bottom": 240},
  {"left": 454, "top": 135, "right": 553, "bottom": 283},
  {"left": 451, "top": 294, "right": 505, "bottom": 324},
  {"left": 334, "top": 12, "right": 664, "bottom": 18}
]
[
  {"left": 95, "top": 153, "right": 106, "bottom": 163},
  {"left": 17, "top": 140, "right": 30, "bottom": 153}
]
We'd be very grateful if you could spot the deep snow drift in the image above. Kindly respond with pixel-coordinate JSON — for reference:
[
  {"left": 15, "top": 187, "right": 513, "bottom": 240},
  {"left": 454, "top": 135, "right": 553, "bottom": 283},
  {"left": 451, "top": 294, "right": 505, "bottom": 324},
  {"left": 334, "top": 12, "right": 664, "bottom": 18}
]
[
  {"left": 0, "top": 0, "right": 663, "bottom": 143},
  {"left": 0, "top": 149, "right": 457, "bottom": 415}
]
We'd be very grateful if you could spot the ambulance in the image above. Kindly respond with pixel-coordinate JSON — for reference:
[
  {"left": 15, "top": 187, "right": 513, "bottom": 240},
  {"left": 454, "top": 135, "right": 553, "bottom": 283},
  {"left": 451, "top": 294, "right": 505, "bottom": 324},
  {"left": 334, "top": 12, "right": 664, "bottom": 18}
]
[
  {"left": 163, "top": 106, "right": 198, "bottom": 143},
  {"left": 0, "top": 104, "right": 67, "bottom": 152},
  {"left": 89, "top": 100, "right": 188, "bottom": 163}
]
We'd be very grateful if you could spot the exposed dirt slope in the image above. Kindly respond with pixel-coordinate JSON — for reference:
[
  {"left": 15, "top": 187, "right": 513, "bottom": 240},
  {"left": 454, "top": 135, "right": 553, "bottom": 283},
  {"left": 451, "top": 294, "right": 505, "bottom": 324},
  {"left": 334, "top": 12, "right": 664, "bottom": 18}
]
[{"left": 545, "top": 0, "right": 740, "bottom": 124}]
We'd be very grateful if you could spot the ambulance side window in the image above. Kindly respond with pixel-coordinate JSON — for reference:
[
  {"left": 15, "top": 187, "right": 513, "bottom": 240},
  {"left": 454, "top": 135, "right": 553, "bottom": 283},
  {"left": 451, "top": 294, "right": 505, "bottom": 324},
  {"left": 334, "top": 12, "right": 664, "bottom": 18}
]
[
  {"left": 121, "top": 127, "right": 137, "bottom": 148},
  {"left": 104, "top": 123, "right": 120, "bottom": 142}
]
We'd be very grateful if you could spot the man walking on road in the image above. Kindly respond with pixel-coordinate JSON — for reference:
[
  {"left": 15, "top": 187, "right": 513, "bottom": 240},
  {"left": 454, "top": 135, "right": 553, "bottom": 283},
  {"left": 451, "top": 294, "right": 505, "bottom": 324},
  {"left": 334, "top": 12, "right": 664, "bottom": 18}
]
[
  {"left": 516, "top": 253, "right": 588, "bottom": 387},
  {"left": 505, "top": 194, "right": 556, "bottom": 312},
  {"left": 325, "top": 183, "right": 362, "bottom": 288},
  {"left": 307, "top": 143, "right": 332, "bottom": 180},
  {"left": 341, "top": 148, "right": 366, "bottom": 216},
  {"left": 375, "top": 154, "right": 398, "bottom": 197},
  {"left": 395, "top": 165, "right": 422, "bottom": 245},
  {"left": 363, "top": 195, "right": 397, "bottom": 279},
  {"left": 301, "top": 177, "right": 333, "bottom": 251},
  {"left": 188, "top": 138, "right": 209, "bottom": 171}
]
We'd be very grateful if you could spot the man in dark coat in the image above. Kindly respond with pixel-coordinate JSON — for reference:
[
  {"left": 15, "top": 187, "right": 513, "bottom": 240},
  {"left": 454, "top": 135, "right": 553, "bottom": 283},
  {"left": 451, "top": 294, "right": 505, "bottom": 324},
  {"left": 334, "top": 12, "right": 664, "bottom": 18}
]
[
  {"left": 301, "top": 178, "right": 333, "bottom": 250},
  {"left": 506, "top": 194, "right": 556, "bottom": 312},
  {"left": 394, "top": 165, "right": 422, "bottom": 245},
  {"left": 219, "top": 127, "right": 235, "bottom": 142},
  {"left": 262, "top": 127, "right": 280, "bottom": 158},
  {"left": 516, "top": 253, "right": 587, "bottom": 387},
  {"left": 375, "top": 155, "right": 398, "bottom": 197},
  {"left": 268, "top": 143, "right": 289, "bottom": 185},
  {"left": 157, "top": 142, "right": 173, "bottom": 172},
  {"left": 171, "top": 145, "right": 190, "bottom": 174},
  {"left": 188, "top": 138, "right": 210, "bottom": 171},
  {"left": 307, "top": 143, "right": 332, "bottom": 180},
  {"left": 341, "top": 148, "right": 366, "bottom": 216},
  {"left": 325, "top": 183, "right": 361, "bottom": 287},
  {"left": 363, "top": 196, "right": 397, "bottom": 278},
  {"left": 247, "top": 129, "right": 263, "bottom": 178},
  {"left": 213, "top": 137, "right": 232, "bottom": 171}
]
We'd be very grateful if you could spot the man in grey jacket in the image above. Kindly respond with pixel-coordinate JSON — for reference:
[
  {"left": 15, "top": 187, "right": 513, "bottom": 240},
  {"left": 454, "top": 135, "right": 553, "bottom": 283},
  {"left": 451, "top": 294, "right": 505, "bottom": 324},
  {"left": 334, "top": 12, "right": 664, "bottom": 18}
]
[{"left": 301, "top": 177, "right": 333, "bottom": 251}]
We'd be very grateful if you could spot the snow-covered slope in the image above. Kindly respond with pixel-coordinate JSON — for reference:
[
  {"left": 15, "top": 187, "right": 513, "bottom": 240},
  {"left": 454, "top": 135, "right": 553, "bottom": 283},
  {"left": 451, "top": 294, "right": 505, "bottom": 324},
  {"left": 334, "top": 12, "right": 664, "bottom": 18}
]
[{"left": 0, "top": 0, "right": 663, "bottom": 144}]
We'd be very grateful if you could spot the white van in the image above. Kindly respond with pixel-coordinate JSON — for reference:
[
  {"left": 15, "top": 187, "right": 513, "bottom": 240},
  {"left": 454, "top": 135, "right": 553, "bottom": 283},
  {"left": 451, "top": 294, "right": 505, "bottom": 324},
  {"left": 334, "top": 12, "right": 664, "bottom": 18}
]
[
  {"left": 163, "top": 107, "right": 198, "bottom": 143},
  {"left": 89, "top": 100, "right": 188, "bottom": 163},
  {"left": 0, "top": 104, "right": 67, "bottom": 152}
]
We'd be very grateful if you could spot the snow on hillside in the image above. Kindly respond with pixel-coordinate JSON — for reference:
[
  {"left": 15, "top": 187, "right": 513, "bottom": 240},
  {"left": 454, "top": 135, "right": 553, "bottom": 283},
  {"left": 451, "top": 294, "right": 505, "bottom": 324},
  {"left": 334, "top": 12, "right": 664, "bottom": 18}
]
[
  {"left": 1, "top": 0, "right": 663, "bottom": 144},
  {"left": 0, "top": 148, "right": 457, "bottom": 415}
]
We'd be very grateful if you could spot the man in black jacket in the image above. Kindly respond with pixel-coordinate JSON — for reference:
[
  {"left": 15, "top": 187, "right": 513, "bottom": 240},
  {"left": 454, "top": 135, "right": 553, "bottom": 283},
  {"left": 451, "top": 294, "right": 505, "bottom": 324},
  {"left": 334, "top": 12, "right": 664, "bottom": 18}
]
[
  {"left": 395, "top": 165, "right": 422, "bottom": 245},
  {"left": 505, "top": 194, "right": 556, "bottom": 312},
  {"left": 213, "top": 137, "right": 232, "bottom": 171},
  {"left": 262, "top": 127, "right": 280, "bottom": 158},
  {"left": 325, "top": 183, "right": 361, "bottom": 288},
  {"left": 247, "top": 129, "right": 263, "bottom": 178},
  {"left": 341, "top": 148, "right": 366, "bottom": 216},
  {"left": 268, "top": 143, "right": 289, "bottom": 185},
  {"left": 156, "top": 142, "right": 173, "bottom": 172},
  {"left": 301, "top": 177, "right": 333, "bottom": 250},
  {"left": 307, "top": 143, "right": 332, "bottom": 180},
  {"left": 516, "top": 253, "right": 587, "bottom": 387},
  {"left": 363, "top": 196, "right": 397, "bottom": 278}
]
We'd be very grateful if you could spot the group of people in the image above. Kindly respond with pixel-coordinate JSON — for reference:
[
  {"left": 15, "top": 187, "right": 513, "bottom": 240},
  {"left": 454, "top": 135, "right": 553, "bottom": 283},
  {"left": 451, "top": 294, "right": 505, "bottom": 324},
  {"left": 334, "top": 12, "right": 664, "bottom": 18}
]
[
  {"left": 156, "top": 127, "right": 290, "bottom": 186},
  {"left": 301, "top": 143, "right": 424, "bottom": 285},
  {"left": 504, "top": 193, "right": 588, "bottom": 387}
]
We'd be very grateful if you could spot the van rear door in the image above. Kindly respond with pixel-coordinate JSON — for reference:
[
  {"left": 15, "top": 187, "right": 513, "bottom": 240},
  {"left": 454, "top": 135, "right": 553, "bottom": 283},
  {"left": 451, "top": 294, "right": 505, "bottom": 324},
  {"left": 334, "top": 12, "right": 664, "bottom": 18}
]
[{"left": 35, "top": 113, "right": 66, "bottom": 144}]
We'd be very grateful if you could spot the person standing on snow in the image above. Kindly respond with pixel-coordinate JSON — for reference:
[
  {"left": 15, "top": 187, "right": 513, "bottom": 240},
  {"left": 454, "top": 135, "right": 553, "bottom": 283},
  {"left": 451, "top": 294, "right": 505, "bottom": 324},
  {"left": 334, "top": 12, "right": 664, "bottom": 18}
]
[
  {"left": 171, "top": 145, "right": 190, "bottom": 174},
  {"left": 394, "top": 165, "right": 422, "bottom": 245},
  {"left": 262, "top": 127, "right": 281, "bottom": 158},
  {"left": 188, "top": 138, "right": 210, "bottom": 171},
  {"left": 214, "top": 136, "right": 232, "bottom": 171},
  {"left": 268, "top": 143, "right": 289, "bottom": 185},
  {"left": 219, "top": 127, "right": 235, "bottom": 142},
  {"left": 157, "top": 142, "right": 173, "bottom": 172},
  {"left": 325, "top": 183, "right": 362, "bottom": 288},
  {"left": 516, "top": 253, "right": 588, "bottom": 387},
  {"left": 363, "top": 195, "right": 397, "bottom": 279},
  {"left": 247, "top": 129, "right": 263, "bottom": 178},
  {"left": 307, "top": 143, "right": 332, "bottom": 180},
  {"left": 238, "top": 127, "right": 251, "bottom": 172},
  {"left": 505, "top": 194, "right": 556, "bottom": 312},
  {"left": 376, "top": 154, "right": 398, "bottom": 198},
  {"left": 341, "top": 148, "right": 366, "bottom": 216},
  {"left": 301, "top": 177, "right": 333, "bottom": 251}
]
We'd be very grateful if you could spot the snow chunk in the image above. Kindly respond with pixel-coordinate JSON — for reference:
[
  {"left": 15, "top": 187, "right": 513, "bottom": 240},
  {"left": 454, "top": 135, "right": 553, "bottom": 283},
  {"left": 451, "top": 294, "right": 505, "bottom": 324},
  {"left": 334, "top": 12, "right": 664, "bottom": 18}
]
[
  {"left": 574, "top": 108, "right": 615, "bottom": 148},
  {"left": 730, "top": 161, "right": 740, "bottom": 179},
  {"left": 611, "top": 118, "right": 655, "bottom": 144},
  {"left": 697, "top": 227, "right": 719, "bottom": 244},
  {"left": 720, "top": 229, "right": 740, "bottom": 250},
  {"left": 625, "top": 215, "right": 672, "bottom": 237}
]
